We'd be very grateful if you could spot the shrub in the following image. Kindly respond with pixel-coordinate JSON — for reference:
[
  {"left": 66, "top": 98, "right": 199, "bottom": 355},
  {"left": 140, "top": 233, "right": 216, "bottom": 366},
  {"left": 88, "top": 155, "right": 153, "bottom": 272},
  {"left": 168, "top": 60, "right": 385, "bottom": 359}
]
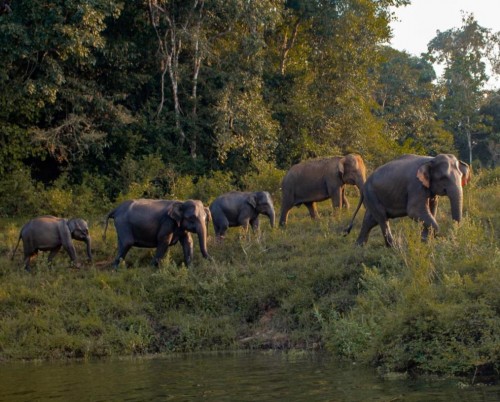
[
  {"left": 0, "top": 169, "right": 43, "bottom": 217},
  {"left": 190, "top": 171, "right": 235, "bottom": 204},
  {"left": 475, "top": 167, "right": 500, "bottom": 187},
  {"left": 241, "top": 160, "right": 285, "bottom": 201}
]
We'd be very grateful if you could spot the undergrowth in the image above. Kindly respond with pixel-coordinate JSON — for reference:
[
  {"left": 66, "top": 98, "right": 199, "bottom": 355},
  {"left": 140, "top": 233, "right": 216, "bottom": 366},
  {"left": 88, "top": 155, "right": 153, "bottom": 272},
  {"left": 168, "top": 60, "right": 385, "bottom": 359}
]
[{"left": 0, "top": 169, "right": 498, "bottom": 381}]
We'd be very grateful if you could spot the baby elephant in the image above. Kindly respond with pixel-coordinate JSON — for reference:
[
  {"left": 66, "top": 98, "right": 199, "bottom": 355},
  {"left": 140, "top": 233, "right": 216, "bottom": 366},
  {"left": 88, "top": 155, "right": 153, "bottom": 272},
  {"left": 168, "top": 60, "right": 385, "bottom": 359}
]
[
  {"left": 12, "top": 216, "right": 92, "bottom": 270},
  {"left": 210, "top": 191, "right": 275, "bottom": 240}
]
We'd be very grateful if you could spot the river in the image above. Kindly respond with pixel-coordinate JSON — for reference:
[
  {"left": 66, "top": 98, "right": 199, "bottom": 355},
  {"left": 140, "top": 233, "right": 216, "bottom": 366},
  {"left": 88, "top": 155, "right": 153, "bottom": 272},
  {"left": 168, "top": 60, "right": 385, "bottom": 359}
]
[{"left": 1, "top": 352, "right": 499, "bottom": 401}]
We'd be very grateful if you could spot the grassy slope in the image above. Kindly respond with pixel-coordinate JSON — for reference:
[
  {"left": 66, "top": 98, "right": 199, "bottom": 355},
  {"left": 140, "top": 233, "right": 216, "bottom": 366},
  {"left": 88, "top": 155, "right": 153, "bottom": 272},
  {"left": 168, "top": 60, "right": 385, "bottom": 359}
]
[{"left": 0, "top": 171, "right": 498, "bottom": 378}]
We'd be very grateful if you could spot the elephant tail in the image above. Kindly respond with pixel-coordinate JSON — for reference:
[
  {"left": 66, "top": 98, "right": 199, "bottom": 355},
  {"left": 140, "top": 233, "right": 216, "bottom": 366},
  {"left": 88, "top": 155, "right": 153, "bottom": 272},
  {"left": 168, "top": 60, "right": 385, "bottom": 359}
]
[
  {"left": 343, "top": 194, "right": 364, "bottom": 236},
  {"left": 11, "top": 232, "right": 22, "bottom": 260},
  {"left": 102, "top": 210, "right": 115, "bottom": 241}
]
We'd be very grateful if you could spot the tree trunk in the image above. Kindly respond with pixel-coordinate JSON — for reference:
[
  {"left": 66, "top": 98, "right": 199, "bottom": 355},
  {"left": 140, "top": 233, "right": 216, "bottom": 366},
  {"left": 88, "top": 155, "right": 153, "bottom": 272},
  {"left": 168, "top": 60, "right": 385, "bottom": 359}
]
[
  {"left": 280, "top": 17, "right": 301, "bottom": 76},
  {"left": 147, "top": 0, "right": 186, "bottom": 145}
]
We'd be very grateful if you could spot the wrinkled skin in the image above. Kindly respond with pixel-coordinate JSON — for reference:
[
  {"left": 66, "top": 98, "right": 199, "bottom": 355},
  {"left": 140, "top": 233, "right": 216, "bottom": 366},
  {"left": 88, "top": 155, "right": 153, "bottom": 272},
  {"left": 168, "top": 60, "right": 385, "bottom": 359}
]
[
  {"left": 279, "top": 154, "right": 366, "bottom": 226},
  {"left": 103, "top": 199, "right": 211, "bottom": 267},
  {"left": 345, "top": 154, "right": 471, "bottom": 246},
  {"left": 210, "top": 191, "right": 275, "bottom": 240},
  {"left": 12, "top": 216, "right": 92, "bottom": 270}
]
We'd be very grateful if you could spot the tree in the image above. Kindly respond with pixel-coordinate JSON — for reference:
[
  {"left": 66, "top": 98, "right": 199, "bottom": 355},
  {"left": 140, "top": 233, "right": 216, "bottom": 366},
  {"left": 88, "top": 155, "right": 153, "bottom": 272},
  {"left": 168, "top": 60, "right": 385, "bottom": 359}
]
[
  {"left": 427, "top": 13, "right": 500, "bottom": 164},
  {"left": 266, "top": 0, "right": 411, "bottom": 167},
  {"left": 375, "top": 47, "right": 454, "bottom": 155},
  {"left": 477, "top": 90, "right": 500, "bottom": 166},
  {"left": 0, "top": 0, "right": 126, "bottom": 178}
]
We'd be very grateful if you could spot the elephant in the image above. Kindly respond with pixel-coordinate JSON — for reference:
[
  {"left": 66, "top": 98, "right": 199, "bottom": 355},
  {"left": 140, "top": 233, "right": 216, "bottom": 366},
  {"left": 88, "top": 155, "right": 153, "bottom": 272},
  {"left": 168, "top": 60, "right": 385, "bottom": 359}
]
[
  {"left": 344, "top": 154, "right": 471, "bottom": 246},
  {"left": 103, "top": 199, "right": 211, "bottom": 268},
  {"left": 209, "top": 191, "right": 275, "bottom": 239},
  {"left": 12, "top": 216, "right": 92, "bottom": 270},
  {"left": 279, "top": 153, "right": 366, "bottom": 226}
]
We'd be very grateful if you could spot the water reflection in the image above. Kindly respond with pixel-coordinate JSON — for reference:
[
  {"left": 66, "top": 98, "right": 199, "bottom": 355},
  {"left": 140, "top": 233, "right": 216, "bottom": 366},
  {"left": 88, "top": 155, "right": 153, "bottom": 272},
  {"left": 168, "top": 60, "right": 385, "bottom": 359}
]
[{"left": 1, "top": 352, "right": 499, "bottom": 401}]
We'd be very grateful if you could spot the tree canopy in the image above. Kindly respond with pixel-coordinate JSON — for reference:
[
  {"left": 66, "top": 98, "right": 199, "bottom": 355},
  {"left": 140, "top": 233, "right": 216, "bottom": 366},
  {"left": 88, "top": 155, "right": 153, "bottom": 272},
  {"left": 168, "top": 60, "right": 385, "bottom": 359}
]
[{"left": 0, "top": 1, "right": 499, "bottom": 213}]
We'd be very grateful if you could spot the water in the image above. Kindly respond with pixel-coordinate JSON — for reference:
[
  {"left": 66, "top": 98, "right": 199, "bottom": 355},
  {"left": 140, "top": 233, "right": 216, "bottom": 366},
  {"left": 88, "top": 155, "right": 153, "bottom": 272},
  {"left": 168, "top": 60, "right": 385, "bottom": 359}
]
[{"left": 1, "top": 352, "right": 499, "bottom": 401}]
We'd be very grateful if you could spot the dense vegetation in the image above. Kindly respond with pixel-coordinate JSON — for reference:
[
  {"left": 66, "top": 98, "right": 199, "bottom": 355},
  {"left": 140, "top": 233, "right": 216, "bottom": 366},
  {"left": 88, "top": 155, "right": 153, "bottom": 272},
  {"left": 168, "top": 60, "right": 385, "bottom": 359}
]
[
  {"left": 1, "top": 0, "right": 500, "bottom": 381},
  {"left": 1, "top": 168, "right": 499, "bottom": 381},
  {"left": 1, "top": 0, "right": 500, "bottom": 216}
]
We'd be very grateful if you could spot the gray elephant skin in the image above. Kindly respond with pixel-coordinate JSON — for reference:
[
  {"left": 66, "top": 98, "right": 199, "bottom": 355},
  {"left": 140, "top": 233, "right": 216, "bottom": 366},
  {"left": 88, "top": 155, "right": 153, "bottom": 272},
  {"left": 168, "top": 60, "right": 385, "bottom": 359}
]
[
  {"left": 103, "top": 199, "right": 211, "bottom": 267},
  {"left": 345, "top": 154, "right": 471, "bottom": 246},
  {"left": 279, "top": 153, "right": 366, "bottom": 226},
  {"left": 12, "top": 216, "right": 92, "bottom": 270},
  {"left": 210, "top": 191, "right": 275, "bottom": 239}
]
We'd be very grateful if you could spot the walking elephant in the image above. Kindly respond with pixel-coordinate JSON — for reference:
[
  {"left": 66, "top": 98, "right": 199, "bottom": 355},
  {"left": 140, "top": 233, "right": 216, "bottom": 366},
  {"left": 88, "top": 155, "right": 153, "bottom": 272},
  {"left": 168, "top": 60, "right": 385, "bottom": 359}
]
[
  {"left": 344, "top": 154, "right": 471, "bottom": 246},
  {"left": 12, "top": 216, "right": 92, "bottom": 270},
  {"left": 103, "top": 199, "right": 211, "bottom": 268},
  {"left": 210, "top": 191, "right": 275, "bottom": 239},
  {"left": 279, "top": 153, "right": 366, "bottom": 226}
]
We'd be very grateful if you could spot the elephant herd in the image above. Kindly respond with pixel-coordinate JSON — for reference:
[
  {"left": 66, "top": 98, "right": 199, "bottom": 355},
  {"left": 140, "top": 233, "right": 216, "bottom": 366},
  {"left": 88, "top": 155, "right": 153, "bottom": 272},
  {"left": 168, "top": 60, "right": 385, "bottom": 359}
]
[{"left": 11, "top": 153, "right": 471, "bottom": 271}]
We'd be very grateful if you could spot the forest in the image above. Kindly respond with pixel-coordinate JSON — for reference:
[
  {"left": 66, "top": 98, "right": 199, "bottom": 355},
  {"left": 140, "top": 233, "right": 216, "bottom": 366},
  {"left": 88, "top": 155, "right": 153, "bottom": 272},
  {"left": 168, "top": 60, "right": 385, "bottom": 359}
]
[
  {"left": 1, "top": 0, "right": 500, "bottom": 380},
  {"left": 0, "top": 0, "right": 499, "bottom": 215}
]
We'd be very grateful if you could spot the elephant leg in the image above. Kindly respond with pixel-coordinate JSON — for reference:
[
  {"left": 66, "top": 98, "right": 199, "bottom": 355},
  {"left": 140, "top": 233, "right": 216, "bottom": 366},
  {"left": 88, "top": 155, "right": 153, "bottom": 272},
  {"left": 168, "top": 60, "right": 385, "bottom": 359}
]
[
  {"left": 113, "top": 239, "right": 133, "bottom": 268},
  {"left": 355, "top": 211, "right": 378, "bottom": 246},
  {"left": 329, "top": 186, "right": 342, "bottom": 210},
  {"left": 215, "top": 219, "right": 229, "bottom": 241},
  {"left": 419, "top": 216, "right": 439, "bottom": 242},
  {"left": 341, "top": 186, "right": 350, "bottom": 209},
  {"left": 279, "top": 193, "right": 296, "bottom": 227},
  {"left": 23, "top": 252, "right": 36, "bottom": 271},
  {"left": 379, "top": 220, "right": 395, "bottom": 247},
  {"left": 408, "top": 199, "right": 440, "bottom": 242},
  {"left": 240, "top": 218, "right": 251, "bottom": 238},
  {"left": 61, "top": 243, "right": 79, "bottom": 267},
  {"left": 421, "top": 198, "right": 439, "bottom": 241},
  {"left": 152, "top": 242, "right": 171, "bottom": 267},
  {"left": 305, "top": 202, "right": 319, "bottom": 219},
  {"left": 47, "top": 246, "right": 61, "bottom": 265},
  {"left": 250, "top": 216, "right": 260, "bottom": 232}
]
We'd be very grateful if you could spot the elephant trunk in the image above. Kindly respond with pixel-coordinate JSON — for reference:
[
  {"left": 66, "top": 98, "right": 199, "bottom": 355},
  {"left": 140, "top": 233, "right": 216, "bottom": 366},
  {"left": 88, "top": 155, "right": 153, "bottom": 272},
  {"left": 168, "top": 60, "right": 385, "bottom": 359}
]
[
  {"left": 196, "top": 223, "right": 210, "bottom": 259},
  {"left": 448, "top": 185, "right": 463, "bottom": 223},
  {"left": 355, "top": 176, "right": 365, "bottom": 193},
  {"left": 267, "top": 207, "right": 275, "bottom": 228},
  {"left": 85, "top": 236, "right": 93, "bottom": 262}
]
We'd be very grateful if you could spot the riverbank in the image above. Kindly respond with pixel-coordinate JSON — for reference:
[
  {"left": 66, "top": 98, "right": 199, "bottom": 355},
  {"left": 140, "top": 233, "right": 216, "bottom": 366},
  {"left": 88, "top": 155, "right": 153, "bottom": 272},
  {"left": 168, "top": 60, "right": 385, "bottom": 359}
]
[{"left": 0, "top": 170, "right": 499, "bottom": 380}]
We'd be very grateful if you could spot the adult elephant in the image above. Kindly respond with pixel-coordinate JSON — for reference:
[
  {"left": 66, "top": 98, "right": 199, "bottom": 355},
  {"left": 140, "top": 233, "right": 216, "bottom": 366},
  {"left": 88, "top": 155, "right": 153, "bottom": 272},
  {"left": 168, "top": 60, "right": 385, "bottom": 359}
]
[
  {"left": 210, "top": 191, "right": 275, "bottom": 240},
  {"left": 344, "top": 154, "right": 471, "bottom": 246},
  {"left": 12, "top": 216, "right": 92, "bottom": 270},
  {"left": 279, "top": 153, "right": 366, "bottom": 226},
  {"left": 103, "top": 199, "right": 211, "bottom": 268}
]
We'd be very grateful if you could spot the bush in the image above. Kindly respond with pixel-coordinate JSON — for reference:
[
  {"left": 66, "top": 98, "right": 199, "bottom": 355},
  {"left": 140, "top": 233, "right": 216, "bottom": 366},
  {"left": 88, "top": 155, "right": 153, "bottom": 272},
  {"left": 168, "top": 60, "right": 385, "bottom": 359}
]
[
  {"left": 190, "top": 171, "right": 235, "bottom": 204},
  {"left": 474, "top": 167, "right": 500, "bottom": 187},
  {"left": 241, "top": 160, "right": 285, "bottom": 201},
  {"left": 324, "top": 215, "right": 500, "bottom": 377},
  {"left": 0, "top": 169, "right": 43, "bottom": 217}
]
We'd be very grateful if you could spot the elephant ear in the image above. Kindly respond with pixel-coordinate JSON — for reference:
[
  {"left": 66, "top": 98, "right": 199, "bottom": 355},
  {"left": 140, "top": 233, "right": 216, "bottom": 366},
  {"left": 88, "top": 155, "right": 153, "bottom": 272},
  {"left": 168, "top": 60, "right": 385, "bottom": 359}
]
[
  {"left": 338, "top": 157, "right": 345, "bottom": 181},
  {"left": 66, "top": 218, "right": 82, "bottom": 235},
  {"left": 246, "top": 194, "right": 257, "bottom": 209},
  {"left": 167, "top": 202, "right": 183, "bottom": 226},
  {"left": 459, "top": 161, "right": 471, "bottom": 186},
  {"left": 66, "top": 219, "right": 76, "bottom": 233},
  {"left": 416, "top": 162, "right": 431, "bottom": 189}
]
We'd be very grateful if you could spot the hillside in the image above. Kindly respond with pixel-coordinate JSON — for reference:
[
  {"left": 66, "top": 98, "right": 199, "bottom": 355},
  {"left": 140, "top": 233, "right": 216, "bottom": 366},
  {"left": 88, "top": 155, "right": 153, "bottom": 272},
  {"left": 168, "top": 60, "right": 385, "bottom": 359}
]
[{"left": 0, "top": 169, "right": 498, "bottom": 380}]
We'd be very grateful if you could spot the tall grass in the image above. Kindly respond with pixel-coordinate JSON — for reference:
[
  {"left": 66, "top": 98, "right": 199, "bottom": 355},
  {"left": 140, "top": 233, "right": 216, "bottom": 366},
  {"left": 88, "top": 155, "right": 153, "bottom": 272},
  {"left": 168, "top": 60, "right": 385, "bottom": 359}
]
[{"left": 0, "top": 169, "right": 499, "bottom": 381}]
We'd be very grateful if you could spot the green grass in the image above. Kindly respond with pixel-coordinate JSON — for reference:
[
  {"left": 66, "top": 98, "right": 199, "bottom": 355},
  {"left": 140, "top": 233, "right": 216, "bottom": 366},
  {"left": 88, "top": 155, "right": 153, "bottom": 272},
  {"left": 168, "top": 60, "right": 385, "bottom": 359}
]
[{"left": 0, "top": 170, "right": 499, "bottom": 381}]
